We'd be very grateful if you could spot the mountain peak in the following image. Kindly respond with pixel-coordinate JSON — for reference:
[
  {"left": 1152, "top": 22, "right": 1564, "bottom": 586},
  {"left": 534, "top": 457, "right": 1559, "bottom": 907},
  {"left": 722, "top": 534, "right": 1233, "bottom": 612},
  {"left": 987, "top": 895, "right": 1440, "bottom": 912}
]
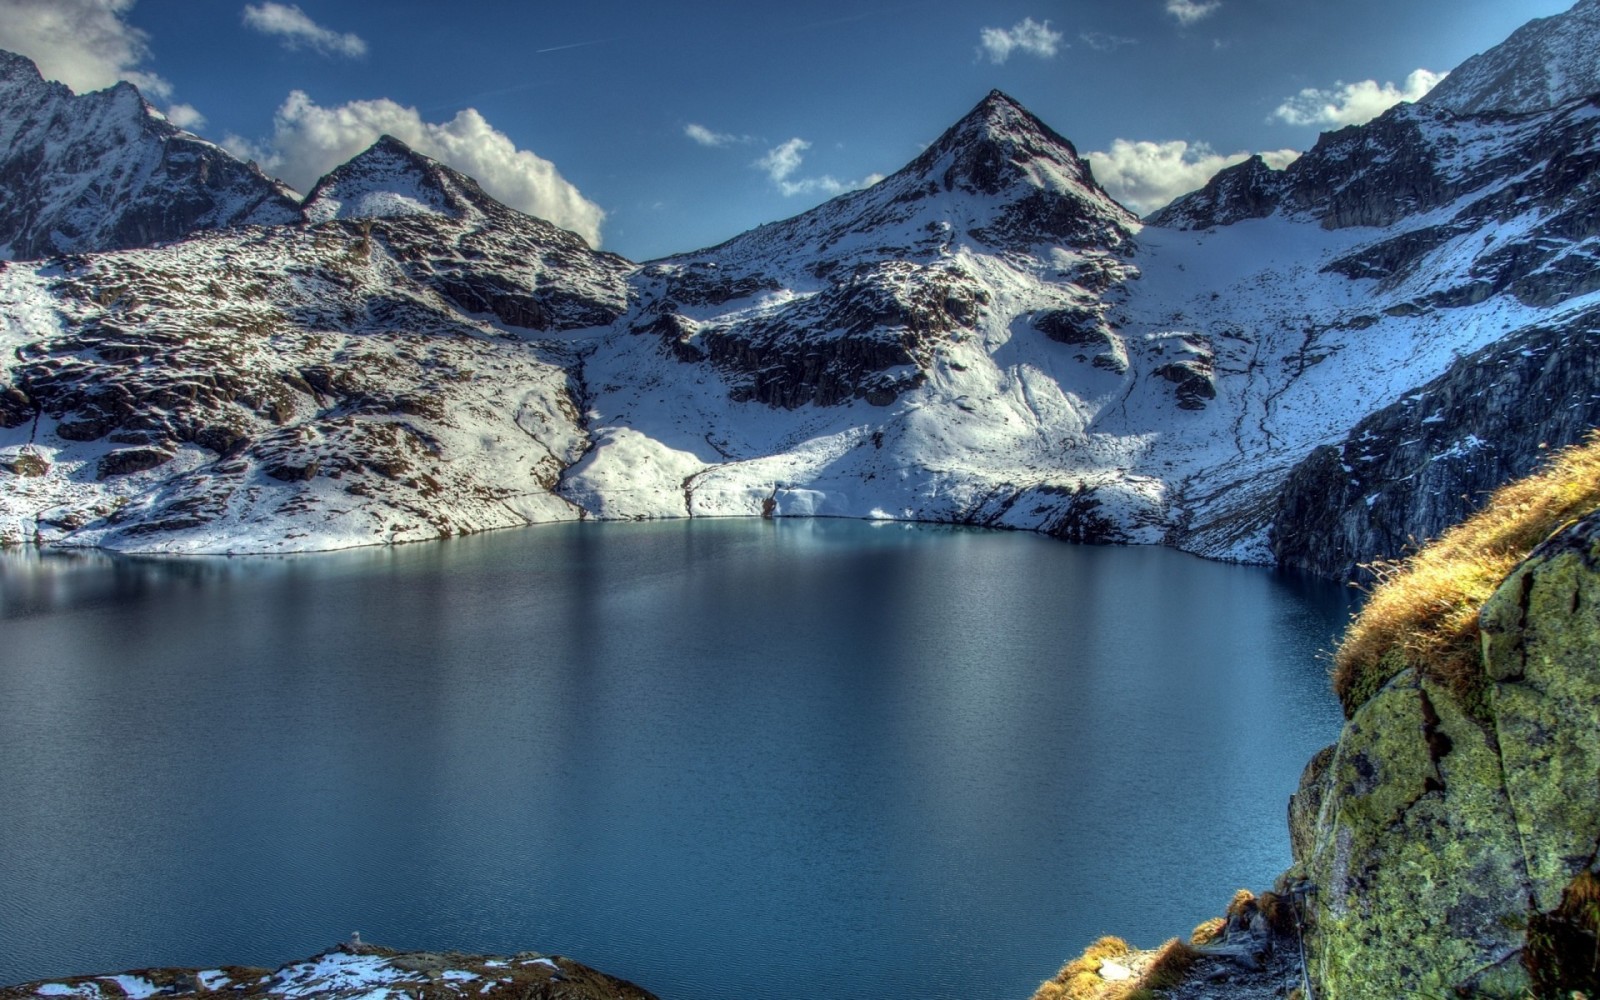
[
  {"left": 902, "top": 90, "right": 1117, "bottom": 208},
  {"left": 1422, "top": 0, "right": 1600, "bottom": 114},
  {"left": 302, "top": 134, "right": 485, "bottom": 223}
]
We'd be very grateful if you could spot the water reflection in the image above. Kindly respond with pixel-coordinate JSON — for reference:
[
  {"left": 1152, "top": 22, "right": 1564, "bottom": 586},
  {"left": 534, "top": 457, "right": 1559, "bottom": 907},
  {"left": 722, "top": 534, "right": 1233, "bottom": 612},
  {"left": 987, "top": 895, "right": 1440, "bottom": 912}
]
[{"left": 0, "top": 521, "right": 1352, "bottom": 1000}]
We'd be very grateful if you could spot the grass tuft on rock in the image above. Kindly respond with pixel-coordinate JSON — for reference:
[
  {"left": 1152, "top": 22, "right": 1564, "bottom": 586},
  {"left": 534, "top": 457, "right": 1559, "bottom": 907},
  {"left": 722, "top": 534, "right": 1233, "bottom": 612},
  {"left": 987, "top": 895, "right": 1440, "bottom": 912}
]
[{"left": 1333, "top": 431, "right": 1600, "bottom": 717}]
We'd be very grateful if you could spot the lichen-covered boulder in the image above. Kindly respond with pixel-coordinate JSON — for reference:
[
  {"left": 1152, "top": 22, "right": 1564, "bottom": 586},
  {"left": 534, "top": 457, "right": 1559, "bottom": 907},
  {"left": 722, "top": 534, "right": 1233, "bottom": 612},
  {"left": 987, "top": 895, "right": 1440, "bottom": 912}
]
[
  {"left": 1481, "top": 508, "right": 1600, "bottom": 913},
  {"left": 1292, "top": 669, "right": 1531, "bottom": 999},
  {"left": 1291, "top": 509, "right": 1600, "bottom": 999}
]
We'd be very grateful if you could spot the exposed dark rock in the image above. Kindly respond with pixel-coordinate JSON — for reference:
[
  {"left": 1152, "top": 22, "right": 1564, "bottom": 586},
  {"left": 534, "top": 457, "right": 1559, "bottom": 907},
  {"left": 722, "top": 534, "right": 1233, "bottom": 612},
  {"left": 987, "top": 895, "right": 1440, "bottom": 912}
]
[
  {"left": 1271, "top": 309, "right": 1600, "bottom": 579},
  {"left": 96, "top": 447, "right": 174, "bottom": 479}
]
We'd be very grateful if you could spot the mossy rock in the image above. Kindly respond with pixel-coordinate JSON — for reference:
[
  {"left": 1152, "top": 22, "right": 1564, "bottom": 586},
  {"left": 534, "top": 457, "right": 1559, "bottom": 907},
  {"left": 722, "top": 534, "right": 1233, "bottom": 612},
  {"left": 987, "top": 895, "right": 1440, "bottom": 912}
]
[
  {"left": 1481, "top": 509, "right": 1600, "bottom": 913},
  {"left": 1300, "top": 669, "right": 1531, "bottom": 999}
]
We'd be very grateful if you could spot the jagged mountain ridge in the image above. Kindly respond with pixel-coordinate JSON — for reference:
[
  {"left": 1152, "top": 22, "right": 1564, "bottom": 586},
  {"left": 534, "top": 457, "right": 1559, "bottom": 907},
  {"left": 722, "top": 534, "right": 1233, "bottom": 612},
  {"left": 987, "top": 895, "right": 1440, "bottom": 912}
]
[
  {"left": 0, "top": 50, "right": 301, "bottom": 261},
  {"left": 0, "top": 135, "right": 630, "bottom": 551},
  {"left": 1422, "top": 0, "right": 1600, "bottom": 114},
  {"left": 1, "top": 10, "right": 1598, "bottom": 565}
]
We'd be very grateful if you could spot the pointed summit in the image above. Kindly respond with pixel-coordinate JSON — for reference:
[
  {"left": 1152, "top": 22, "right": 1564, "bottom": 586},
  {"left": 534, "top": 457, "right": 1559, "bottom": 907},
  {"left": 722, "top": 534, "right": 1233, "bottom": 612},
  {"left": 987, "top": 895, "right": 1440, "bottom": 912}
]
[
  {"left": 687, "top": 90, "right": 1136, "bottom": 272},
  {"left": 906, "top": 89, "right": 1106, "bottom": 200},
  {"left": 301, "top": 134, "right": 497, "bottom": 223},
  {"left": 0, "top": 47, "right": 300, "bottom": 259}
]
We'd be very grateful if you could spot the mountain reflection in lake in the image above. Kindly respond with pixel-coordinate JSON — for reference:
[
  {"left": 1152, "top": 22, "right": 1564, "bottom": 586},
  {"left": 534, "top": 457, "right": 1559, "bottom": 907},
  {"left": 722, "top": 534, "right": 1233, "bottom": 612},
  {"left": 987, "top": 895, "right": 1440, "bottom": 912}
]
[{"left": 0, "top": 520, "right": 1350, "bottom": 1000}]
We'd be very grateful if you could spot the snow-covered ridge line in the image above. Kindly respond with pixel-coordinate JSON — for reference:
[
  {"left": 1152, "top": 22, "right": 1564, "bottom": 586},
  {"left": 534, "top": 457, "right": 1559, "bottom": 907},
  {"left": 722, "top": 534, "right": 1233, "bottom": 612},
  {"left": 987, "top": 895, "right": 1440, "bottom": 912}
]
[{"left": 2, "top": 16, "right": 1599, "bottom": 575}]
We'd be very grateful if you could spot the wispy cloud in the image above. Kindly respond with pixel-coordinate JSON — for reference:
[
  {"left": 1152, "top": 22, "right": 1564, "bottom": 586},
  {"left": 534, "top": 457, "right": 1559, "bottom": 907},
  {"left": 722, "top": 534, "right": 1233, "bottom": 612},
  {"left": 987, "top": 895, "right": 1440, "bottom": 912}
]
[
  {"left": 1165, "top": 0, "right": 1221, "bottom": 26},
  {"left": 1273, "top": 69, "right": 1446, "bottom": 128},
  {"left": 224, "top": 91, "right": 605, "bottom": 246},
  {"left": 242, "top": 2, "right": 366, "bottom": 58},
  {"left": 978, "top": 17, "right": 1062, "bottom": 64},
  {"left": 684, "top": 123, "right": 752, "bottom": 148},
  {"left": 755, "top": 138, "right": 882, "bottom": 198},
  {"left": 1079, "top": 31, "right": 1137, "bottom": 52},
  {"left": 1087, "top": 138, "right": 1299, "bottom": 214}
]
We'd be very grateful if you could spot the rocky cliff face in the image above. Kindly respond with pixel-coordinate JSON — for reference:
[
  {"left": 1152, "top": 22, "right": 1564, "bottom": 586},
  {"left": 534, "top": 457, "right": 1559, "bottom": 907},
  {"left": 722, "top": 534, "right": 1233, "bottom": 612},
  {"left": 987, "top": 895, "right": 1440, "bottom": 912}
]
[
  {"left": 1271, "top": 308, "right": 1600, "bottom": 579},
  {"left": 1288, "top": 509, "right": 1600, "bottom": 998},
  {"left": 0, "top": 50, "right": 300, "bottom": 261}
]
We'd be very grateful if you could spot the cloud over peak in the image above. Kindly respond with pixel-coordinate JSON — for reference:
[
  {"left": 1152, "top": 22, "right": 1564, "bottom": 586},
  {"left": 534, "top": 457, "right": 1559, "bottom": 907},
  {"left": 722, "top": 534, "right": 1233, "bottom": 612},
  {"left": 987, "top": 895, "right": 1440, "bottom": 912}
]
[
  {"left": 1087, "top": 138, "right": 1299, "bottom": 214},
  {"left": 1165, "top": 0, "right": 1221, "bottom": 26},
  {"left": 978, "top": 17, "right": 1062, "bottom": 64},
  {"left": 1273, "top": 69, "right": 1446, "bottom": 128},
  {"left": 225, "top": 91, "right": 605, "bottom": 247},
  {"left": 242, "top": 3, "right": 366, "bottom": 58},
  {"left": 0, "top": 0, "right": 172, "bottom": 97}
]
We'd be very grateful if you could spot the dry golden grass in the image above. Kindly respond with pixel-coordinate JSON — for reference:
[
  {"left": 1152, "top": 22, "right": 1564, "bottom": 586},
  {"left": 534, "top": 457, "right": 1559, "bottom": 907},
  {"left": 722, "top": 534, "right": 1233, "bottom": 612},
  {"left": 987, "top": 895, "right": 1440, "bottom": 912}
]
[
  {"left": 1030, "top": 937, "right": 1132, "bottom": 1000},
  {"left": 1190, "top": 916, "right": 1226, "bottom": 946},
  {"left": 1140, "top": 938, "right": 1200, "bottom": 990},
  {"left": 1029, "top": 935, "right": 1205, "bottom": 1000},
  {"left": 1333, "top": 432, "right": 1600, "bottom": 716}
]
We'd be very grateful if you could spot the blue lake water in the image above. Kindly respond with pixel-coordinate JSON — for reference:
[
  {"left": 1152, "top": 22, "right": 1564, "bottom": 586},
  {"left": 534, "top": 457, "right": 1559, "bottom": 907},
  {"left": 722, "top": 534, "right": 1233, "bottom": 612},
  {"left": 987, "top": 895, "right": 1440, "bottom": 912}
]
[{"left": 0, "top": 519, "right": 1350, "bottom": 999}]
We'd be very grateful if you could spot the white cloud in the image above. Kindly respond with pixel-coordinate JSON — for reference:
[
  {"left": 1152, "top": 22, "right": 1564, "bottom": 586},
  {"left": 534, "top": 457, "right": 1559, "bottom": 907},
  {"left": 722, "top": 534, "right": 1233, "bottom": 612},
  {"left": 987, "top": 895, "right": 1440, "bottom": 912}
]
[
  {"left": 1079, "top": 31, "right": 1137, "bottom": 52},
  {"left": 225, "top": 91, "right": 605, "bottom": 247},
  {"left": 1165, "top": 0, "right": 1221, "bottom": 26},
  {"left": 242, "top": 2, "right": 366, "bottom": 58},
  {"left": 754, "top": 138, "right": 881, "bottom": 198},
  {"left": 684, "top": 123, "right": 750, "bottom": 148},
  {"left": 1273, "top": 69, "right": 1446, "bottom": 128},
  {"left": 0, "top": 0, "right": 173, "bottom": 97},
  {"left": 1086, "top": 138, "right": 1299, "bottom": 214},
  {"left": 163, "top": 102, "right": 206, "bottom": 130},
  {"left": 978, "top": 17, "right": 1062, "bottom": 64}
]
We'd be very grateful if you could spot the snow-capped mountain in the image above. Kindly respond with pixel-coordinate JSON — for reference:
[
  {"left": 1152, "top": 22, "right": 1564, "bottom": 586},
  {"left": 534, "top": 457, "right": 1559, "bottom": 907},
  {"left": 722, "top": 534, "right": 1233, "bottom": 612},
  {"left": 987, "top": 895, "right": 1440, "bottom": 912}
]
[
  {"left": 0, "top": 50, "right": 300, "bottom": 261},
  {"left": 2, "top": 4, "right": 1598, "bottom": 575},
  {"left": 0, "top": 136, "right": 629, "bottom": 551},
  {"left": 1421, "top": 0, "right": 1600, "bottom": 114}
]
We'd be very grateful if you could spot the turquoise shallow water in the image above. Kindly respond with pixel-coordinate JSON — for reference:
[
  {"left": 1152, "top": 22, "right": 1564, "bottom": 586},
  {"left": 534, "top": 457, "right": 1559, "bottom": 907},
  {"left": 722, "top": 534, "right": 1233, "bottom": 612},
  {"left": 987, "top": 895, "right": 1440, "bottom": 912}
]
[{"left": 0, "top": 519, "right": 1349, "bottom": 999}]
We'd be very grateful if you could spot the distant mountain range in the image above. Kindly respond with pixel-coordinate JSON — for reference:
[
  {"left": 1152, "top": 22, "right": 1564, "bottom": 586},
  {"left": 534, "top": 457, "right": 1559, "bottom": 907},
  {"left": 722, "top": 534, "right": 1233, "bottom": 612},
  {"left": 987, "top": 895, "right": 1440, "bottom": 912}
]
[{"left": 2, "top": 0, "right": 1597, "bottom": 579}]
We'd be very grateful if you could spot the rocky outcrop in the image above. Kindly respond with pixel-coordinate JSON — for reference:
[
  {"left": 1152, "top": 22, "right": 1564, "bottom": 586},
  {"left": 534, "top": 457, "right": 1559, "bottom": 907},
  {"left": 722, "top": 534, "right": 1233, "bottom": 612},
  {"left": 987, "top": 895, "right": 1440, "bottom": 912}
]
[
  {"left": 0, "top": 943, "right": 658, "bottom": 1000},
  {"left": 1287, "top": 509, "right": 1600, "bottom": 999},
  {"left": 0, "top": 50, "right": 300, "bottom": 260},
  {"left": 1271, "top": 310, "right": 1600, "bottom": 579}
]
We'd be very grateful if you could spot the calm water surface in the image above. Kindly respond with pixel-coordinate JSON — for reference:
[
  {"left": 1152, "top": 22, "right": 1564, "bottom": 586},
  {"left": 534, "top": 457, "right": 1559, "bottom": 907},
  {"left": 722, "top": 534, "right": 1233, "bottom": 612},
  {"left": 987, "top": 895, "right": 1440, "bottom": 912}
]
[{"left": 0, "top": 519, "right": 1350, "bottom": 999}]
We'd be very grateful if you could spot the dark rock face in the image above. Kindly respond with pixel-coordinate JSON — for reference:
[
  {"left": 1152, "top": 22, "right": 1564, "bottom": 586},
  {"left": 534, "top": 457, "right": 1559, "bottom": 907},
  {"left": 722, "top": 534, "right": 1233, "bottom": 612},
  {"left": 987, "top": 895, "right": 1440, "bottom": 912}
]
[
  {"left": 0, "top": 50, "right": 300, "bottom": 260},
  {"left": 1144, "top": 154, "right": 1281, "bottom": 228},
  {"left": 1271, "top": 309, "right": 1600, "bottom": 579}
]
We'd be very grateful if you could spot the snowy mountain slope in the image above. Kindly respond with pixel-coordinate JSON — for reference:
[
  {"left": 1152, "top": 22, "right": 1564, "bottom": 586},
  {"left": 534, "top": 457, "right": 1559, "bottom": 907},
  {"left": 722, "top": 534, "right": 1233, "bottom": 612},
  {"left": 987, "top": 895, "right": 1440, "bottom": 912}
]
[
  {"left": 1421, "top": 0, "right": 1600, "bottom": 114},
  {"left": 0, "top": 139, "right": 630, "bottom": 552},
  {"left": 3, "top": 24, "right": 1599, "bottom": 564},
  {"left": 562, "top": 87, "right": 1600, "bottom": 563},
  {"left": 0, "top": 50, "right": 301, "bottom": 261}
]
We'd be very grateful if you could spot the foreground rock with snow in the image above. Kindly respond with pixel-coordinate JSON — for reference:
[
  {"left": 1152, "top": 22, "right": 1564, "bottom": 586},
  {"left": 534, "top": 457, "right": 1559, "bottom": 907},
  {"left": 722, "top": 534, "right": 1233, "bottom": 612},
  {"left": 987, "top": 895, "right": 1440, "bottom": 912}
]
[{"left": 0, "top": 944, "right": 658, "bottom": 1000}]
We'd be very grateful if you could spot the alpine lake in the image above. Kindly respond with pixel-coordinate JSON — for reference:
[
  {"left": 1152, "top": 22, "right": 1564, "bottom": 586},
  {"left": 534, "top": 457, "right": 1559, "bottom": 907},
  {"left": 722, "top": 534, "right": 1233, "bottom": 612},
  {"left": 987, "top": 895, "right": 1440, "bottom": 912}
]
[{"left": 0, "top": 518, "right": 1350, "bottom": 1000}]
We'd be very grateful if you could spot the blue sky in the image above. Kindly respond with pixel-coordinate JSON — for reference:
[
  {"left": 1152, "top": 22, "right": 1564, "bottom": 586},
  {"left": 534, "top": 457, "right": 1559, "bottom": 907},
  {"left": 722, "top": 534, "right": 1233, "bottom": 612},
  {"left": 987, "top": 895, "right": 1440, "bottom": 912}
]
[{"left": 0, "top": 0, "right": 1574, "bottom": 259}]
